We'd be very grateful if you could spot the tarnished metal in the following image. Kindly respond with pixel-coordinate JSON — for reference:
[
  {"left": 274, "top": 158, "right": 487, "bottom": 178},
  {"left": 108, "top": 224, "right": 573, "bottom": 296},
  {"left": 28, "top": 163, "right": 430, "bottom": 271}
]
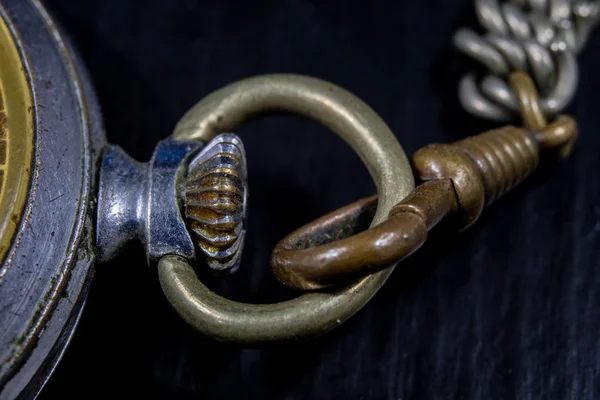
[
  {"left": 269, "top": 67, "right": 585, "bottom": 290},
  {"left": 272, "top": 180, "right": 456, "bottom": 290},
  {"left": 536, "top": 115, "right": 578, "bottom": 156},
  {"left": 271, "top": 123, "right": 542, "bottom": 289},
  {"left": 185, "top": 133, "right": 248, "bottom": 274},
  {"left": 450, "top": 126, "right": 539, "bottom": 205},
  {"left": 508, "top": 71, "right": 547, "bottom": 129},
  {"left": 0, "top": 0, "right": 594, "bottom": 395},
  {"left": 454, "top": 0, "right": 599, "bottom": 121},
  {"left": 508, "top": 70, "right": 578, "bottom": 156},
  {"left": 160, "top": 74, "right": 414, "bottom": 344},
  {"left": 96, "top": 139, "right": 201, "bottom": 266},
  {"left": 0, "top": 0, "right": 105, "bottom": 398}
]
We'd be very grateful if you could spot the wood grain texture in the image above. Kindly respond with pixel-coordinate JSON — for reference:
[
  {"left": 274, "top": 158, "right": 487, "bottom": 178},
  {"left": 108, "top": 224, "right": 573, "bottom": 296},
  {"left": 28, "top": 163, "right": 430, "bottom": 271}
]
[{"left": 40, "top": 0, "right": 600, "bottom": 398}]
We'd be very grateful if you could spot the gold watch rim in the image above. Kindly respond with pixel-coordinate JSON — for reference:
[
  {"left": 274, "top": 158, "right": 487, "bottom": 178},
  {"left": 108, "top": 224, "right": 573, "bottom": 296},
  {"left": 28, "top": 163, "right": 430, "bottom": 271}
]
[{"left": 0, "top": 14, "right": 35, "bottom": 268}]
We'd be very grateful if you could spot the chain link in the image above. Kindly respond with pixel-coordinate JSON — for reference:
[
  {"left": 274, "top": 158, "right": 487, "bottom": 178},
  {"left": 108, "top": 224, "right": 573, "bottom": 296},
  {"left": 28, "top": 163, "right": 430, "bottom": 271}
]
[{"left": 454, "top": 0, "right": 600, "bottom": 121}]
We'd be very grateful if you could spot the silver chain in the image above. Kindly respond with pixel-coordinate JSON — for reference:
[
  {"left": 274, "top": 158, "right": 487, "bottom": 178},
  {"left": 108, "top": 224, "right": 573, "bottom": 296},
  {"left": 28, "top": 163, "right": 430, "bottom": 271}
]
[{"left": 454, "top": 0, "right": 600, "bottom": 121}]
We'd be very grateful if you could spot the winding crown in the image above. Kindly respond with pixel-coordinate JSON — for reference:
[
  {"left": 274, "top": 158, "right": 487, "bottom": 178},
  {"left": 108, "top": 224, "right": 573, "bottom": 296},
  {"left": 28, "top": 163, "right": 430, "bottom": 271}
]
[{"left": 184, "top": 133, "right": 248, "bottom": 274}]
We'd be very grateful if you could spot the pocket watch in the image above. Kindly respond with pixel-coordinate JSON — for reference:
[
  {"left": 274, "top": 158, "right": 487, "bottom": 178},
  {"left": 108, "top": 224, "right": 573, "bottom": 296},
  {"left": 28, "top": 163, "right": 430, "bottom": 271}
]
[{"left": 0, "top": 0, "right": 597, "bottom": 398}]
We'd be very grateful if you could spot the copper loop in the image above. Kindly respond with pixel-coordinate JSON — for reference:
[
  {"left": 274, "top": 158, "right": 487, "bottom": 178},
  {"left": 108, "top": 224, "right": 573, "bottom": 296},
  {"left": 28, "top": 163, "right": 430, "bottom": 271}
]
[
  {"left": 509, "top": 71, "right": 578, "bottom": 156},
  {"left": 509, "top": 71, "right": 547, "bottom": 130},
  {"left": 536, "top": 115, "right": 578, "bottom": 157},
  {"left": 272, "top": 123, "right": 545, "bottom": 289},
  {"left": 270, "top": 72, "right": 576, "bottom": 290},
  {"left": 272, "top": 180, "right": 456, "bottom": 290}
]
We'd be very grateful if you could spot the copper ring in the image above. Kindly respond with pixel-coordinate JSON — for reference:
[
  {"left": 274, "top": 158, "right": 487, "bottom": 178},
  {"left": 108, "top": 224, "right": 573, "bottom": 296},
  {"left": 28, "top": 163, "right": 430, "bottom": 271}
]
[
  {"left": 271, "top": 180, "right": 457, "bottom": 290},
  {"left": 508, "top": 71, "right": 547, "bottom": 130},
  {"left": 509, "top": 71, "right": 578, "bottom": 157},
  {"left": 160, "top": 74, "right": 414, "bottom": 344}
]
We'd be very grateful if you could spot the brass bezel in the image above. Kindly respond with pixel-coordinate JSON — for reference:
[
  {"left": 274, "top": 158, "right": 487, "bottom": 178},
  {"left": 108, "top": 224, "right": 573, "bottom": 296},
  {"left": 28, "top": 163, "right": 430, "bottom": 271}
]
[{"left": 0, "top": 15, "right": 35, "bottom": 266}]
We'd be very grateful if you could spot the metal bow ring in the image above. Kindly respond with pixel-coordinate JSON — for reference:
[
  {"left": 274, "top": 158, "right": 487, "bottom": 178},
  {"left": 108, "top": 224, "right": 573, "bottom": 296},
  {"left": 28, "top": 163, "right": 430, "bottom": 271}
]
[{"left": 157, "top": 74, "right": 414, "bottom": 344}]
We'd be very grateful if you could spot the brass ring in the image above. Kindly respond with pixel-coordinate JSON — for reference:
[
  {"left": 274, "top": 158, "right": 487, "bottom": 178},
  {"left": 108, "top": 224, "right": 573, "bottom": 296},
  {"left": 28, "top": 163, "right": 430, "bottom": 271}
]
[
  {"left": 509, "top": 71, "right": 578, "bottom": 157},
  {"left": 508, "top": 71, "right": 547, "bottom": 130},
  {"left": 160, "top": 74, "right": 414, "bottom": 344}
]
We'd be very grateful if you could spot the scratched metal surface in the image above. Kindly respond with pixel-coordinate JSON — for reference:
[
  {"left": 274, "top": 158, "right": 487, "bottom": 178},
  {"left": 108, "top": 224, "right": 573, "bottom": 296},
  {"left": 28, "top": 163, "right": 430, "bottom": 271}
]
[
  {"left": 0, "top": 1, "right": 104, "bottom": 397},
  {"left": 41, "top": 0, "right": 600, "bottom": 398}
]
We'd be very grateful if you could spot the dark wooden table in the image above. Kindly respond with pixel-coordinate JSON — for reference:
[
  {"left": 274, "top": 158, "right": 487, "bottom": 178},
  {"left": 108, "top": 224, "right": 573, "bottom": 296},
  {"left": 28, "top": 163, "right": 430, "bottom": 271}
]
[{"left": 40, "top": 0, "right": 600, "bottom": 398}]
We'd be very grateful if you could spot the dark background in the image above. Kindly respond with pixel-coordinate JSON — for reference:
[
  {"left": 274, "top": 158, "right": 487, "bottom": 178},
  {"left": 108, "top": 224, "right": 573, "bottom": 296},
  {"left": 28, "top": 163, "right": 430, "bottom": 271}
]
[{"left": 39, "top": 0, "right": 600, "bottom": 398}]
